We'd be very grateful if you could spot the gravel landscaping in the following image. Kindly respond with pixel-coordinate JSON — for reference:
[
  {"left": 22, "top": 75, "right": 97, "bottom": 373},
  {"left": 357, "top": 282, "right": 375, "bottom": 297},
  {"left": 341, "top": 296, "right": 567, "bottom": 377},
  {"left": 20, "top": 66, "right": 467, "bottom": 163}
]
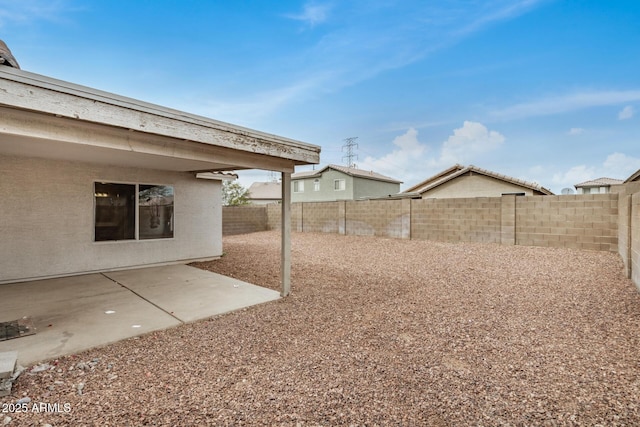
[{"left": 3, "top": 230, "right": 640, "bottom": 426}]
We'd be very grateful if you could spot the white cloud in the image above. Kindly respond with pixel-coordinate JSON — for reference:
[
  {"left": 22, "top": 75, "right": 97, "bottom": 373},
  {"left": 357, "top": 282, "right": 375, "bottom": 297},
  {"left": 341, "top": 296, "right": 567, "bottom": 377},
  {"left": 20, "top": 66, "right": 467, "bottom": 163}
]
[
  {"left": 568, "top": 127, "right": 584, "bottom": 135},
  {"left": 551, "top": 165, "right": 596, "bottom": 188},
  {"left": 454, "top": 0, "right": 550, "bottom": 37},
  {"left": 437, "top": 121, "right": 505, "bottom": 166},
  {"left": 359, "top": 121, "right": 505, "bottom": 187},
  {"left": 491, "top": 90, "right": 640, "bottom": 120},
  {"left": 284, "top": 2, "right": 331, "bottom": 27},
  {"left": 551, "top": 152, "right": 640, "bottom": 190},
  {"left": 618, "top": 105, "right": 635, "bottom": 120},
  {"left": 0, "top": 0, "right": 72, "bottom": 27},
  {"left": 359, "top": 127, "right": 428, "bottom": 182},
  {"left": 603, "top": 152, "right": 640, "bottom": 172}
]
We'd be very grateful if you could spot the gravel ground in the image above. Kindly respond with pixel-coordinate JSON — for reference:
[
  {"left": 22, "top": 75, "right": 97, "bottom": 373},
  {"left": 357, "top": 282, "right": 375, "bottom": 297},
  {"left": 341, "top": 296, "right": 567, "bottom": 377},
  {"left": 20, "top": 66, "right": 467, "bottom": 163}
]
[{"left": 3, "top": 231, "right": 640, "bottom": 426}]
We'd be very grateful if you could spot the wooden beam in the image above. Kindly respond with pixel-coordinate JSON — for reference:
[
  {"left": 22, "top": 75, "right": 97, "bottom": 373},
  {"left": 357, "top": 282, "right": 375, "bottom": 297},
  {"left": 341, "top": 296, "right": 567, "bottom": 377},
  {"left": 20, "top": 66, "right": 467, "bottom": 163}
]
[{"left": 281, "top": 172, "right": 292, "bottom": 297}]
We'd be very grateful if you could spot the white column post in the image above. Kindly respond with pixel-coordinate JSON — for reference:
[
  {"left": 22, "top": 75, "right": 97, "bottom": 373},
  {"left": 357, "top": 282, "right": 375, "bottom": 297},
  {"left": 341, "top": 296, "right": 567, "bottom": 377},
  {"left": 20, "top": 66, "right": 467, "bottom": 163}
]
[{"left": 281, "top": 172, "right": 292, "bottom": 296}]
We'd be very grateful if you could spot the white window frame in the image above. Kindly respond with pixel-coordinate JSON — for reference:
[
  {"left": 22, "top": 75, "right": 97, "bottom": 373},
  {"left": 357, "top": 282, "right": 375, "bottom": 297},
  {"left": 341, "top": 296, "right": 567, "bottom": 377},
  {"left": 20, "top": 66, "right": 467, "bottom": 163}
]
[
  {"left": 293, "top": 180, "right": 304, "bottom": 193},
  {"left": 313, "top": 179, "right": 320, "bottom": 191},
  {"left": 334, "top": 179, "right": 346, "bottom": 191}
]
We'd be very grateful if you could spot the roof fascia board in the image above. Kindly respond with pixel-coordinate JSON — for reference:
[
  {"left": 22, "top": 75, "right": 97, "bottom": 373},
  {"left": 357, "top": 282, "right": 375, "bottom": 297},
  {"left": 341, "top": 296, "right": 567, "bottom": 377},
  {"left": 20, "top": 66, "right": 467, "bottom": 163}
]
[
  {"left": 0, "top": 67, "right": 320, "bottom": 165},
  {"left": 0, "top": 106, "right": 297, "bottom": 172}
]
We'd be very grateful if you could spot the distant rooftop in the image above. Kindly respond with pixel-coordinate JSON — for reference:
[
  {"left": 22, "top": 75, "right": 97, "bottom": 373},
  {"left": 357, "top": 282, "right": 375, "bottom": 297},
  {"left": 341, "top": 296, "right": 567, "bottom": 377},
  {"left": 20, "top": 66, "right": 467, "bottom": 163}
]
[
  {"left": 574, "top": 177, "right": 624, "bottom": 188},
  {"left": 293, "top": 164, "right": 402, "bottom": 184},
  {"left": 248, "top": 181, "right": 281, "bottom": 200},
  {"left": 404, "top": 164, "right": 553, "bottom": 195}
]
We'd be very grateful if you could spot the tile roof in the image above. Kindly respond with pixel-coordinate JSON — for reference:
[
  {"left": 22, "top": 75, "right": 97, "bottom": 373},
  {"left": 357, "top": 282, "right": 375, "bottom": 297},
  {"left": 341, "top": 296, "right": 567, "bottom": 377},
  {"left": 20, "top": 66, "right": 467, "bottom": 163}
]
[
  {"left": 624, "top": 169, "right": 640, "bottom": 183},
  {"left": 574, "top": 177, "right": 624, "bottom": 188},
  {"left": 405, "top": 164, "right": 554, "bottom": 195},
  {"left": 248, "top": 181, "right": 281, "bottom": 200},
  {"left": 292, "top": 164, "right": 402, "bottom": 184},
  {"left": 0, "top": 40, "right": 20, "bottom": 69},
  {"left": 403, "top": 164, "right": 464, "bottom": 193}
]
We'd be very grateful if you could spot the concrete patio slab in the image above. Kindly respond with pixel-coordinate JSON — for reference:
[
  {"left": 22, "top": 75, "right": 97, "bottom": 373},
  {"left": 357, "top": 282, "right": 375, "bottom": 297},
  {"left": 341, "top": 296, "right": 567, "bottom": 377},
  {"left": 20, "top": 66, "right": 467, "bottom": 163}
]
[
  {"left": 0, "top": 266, "right": 279, "bottom": 366},
  {"left": 0, "top": 351, "right": 17, "bottom": 379},
  {"left": 105, "top": 265, "right": 280, "bottom": 323},
  {"left": 104, "top": 265, "right": 280, "bottom": 323}
]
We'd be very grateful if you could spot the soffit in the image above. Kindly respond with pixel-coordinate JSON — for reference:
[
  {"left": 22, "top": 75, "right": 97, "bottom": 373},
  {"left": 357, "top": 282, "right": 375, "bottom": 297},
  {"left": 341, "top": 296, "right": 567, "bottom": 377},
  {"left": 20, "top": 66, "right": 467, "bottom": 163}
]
[{"left": 0, "top": 67, "right": 320, "bottom": 172}]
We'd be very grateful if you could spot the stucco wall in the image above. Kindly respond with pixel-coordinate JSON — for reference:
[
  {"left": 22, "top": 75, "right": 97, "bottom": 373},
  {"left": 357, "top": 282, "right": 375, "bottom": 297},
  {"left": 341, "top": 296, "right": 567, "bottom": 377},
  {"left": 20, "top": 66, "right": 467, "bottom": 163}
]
[
  {"left": 0, "top": 155, "right": 222, "bottom": 283},
  {"left": 352, "top": 177, "right": 401, "bottom": 200},
  {"left": 292, "top": 169, "right": 354, "bottom": 202},
  {"left": 421, "top": 174, "right": 535, "bottom": 199}
]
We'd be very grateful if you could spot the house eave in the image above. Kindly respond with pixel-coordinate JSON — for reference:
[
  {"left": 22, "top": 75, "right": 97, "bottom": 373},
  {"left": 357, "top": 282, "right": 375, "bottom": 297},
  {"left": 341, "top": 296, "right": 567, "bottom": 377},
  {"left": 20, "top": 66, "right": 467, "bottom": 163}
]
[{"left": 0, "top": 67, "right": 320, "bottom": 170}]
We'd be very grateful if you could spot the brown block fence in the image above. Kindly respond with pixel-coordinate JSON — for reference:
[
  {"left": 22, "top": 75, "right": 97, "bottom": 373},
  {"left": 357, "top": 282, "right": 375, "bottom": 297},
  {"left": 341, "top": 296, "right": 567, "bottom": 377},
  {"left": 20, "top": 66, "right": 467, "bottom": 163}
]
[{"left": 223, "top": 183, "right": 640, "bottom": 289}]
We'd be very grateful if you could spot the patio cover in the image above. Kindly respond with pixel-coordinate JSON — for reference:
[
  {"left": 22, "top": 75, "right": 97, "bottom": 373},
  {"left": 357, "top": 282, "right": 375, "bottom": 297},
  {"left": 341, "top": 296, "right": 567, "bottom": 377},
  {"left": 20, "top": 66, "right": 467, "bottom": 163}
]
[{"left": 0, "top": 66, "right": 320, "bottom": 296}]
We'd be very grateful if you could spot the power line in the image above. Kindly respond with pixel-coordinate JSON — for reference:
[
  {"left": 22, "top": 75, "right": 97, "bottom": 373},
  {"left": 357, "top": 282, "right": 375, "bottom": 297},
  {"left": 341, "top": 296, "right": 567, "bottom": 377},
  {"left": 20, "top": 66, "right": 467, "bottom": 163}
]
[{"left": 342, "top": 137, "right": 358, "bottom": 168}]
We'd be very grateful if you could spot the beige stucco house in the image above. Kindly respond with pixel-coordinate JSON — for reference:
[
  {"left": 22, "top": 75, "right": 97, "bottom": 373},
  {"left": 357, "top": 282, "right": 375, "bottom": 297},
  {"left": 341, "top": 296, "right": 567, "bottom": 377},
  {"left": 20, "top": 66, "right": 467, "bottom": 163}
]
[
  {"left": 574, "top": 177, "right": 624, "bottom": 194},
  {"left": 404, "top": 164, "right": 554, "bottom": 198},
  {"left": 0, "top": 45, "right": 319, "bottom": 295},
  {"left": 248, "top": 181, "right": 282, "bottom": 205}
]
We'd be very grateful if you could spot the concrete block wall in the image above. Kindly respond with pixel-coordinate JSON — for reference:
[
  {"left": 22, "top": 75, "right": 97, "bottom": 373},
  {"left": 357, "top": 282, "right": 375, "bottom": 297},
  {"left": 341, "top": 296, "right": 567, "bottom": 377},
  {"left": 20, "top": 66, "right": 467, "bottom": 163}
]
[
  {"left": 222, "top": 206, "right": 267, "bottom": 236},
  {"left": 345, "top": 199, "right": 410, "bottom": 238},
  {"left": 615, "top": 181, "right": 640, "bottom": 287},
  {"left": 301, "top": 201, "right": 342, "bottom": 233},
  {"left": 411, "top": 197, "right": 502, "bottom": 243},
  {"left": 515, "top": 194, "right": 618, "bottom": 252},
  {"left": 266, "top": 204, "right": 281, "bottom": 231},
  {"left": 632, "top": 191, "right": 640, "bottom": 288},
  {"left": 500, "top": 194, "right": 516, "bottom": 245},
  {"left": 227, "top": 186, "right": 640, "bottom": 289}
]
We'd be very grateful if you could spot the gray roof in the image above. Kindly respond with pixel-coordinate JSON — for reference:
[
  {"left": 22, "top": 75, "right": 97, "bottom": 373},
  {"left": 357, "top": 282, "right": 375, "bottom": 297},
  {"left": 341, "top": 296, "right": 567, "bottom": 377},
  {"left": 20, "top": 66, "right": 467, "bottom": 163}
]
[
  {"left": 406, "top": 164, "right": 554, "bottom": 195},
  {"left": 248, "top": 181, "right": 281, "bottom": 200},
  {"left": 574, "top": 177, "right": 624, "bottom": 188},
  {"left": 292, "top": 164, "right": 402, "bottom": 184}
]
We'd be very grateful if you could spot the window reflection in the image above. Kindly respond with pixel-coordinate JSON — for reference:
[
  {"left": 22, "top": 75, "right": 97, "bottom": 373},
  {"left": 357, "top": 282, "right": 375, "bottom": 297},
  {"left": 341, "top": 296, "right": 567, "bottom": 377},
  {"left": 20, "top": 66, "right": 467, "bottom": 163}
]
[{"left": 139, "top": 185, "right": 174, "bottom": 239}]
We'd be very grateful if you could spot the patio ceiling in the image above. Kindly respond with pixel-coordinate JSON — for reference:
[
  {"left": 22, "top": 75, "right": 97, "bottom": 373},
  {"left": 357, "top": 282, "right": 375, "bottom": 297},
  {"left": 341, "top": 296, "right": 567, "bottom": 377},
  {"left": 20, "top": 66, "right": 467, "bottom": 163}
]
[{"left": 0, "top": 67, "right": 320, "bottom": 173}]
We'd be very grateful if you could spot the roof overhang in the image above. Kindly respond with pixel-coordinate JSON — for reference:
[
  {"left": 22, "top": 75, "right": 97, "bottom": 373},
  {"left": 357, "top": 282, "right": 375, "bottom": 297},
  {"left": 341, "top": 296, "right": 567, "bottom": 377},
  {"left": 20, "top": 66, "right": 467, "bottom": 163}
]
[
  {"left": 624, "top": 169, "right": 640, "bottom": 183},
  {"left": 0, "top": 67, "right": 320, "bottom": 173}
]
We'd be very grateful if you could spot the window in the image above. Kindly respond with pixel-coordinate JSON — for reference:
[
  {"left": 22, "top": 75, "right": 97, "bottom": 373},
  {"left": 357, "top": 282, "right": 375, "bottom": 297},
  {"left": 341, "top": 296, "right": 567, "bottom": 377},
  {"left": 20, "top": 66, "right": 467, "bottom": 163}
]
[
  {"left": 139, "top": 185, "right": 174, "bottom": 240},
  {"left": 334, "top": 179, "right": 346, "bottom": 191},
  {"left": 313, "top": 179, "right": 320, "bottom": 191},
  {"left": 294, "top": 180, "right": 304, "bottom": 193},
  {"left": 94, "top": 182, "right": 174, "bottom": 242},
  {"left": 95, "top": 183, "right": 135, "bottom": 241}
]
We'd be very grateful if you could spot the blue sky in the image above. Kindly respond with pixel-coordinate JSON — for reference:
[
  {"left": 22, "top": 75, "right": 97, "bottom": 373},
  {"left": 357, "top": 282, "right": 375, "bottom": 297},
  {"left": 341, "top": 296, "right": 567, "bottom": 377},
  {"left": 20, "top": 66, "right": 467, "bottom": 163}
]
[{"left": 2, "top": 0, "right": 639, "bottom": 192}]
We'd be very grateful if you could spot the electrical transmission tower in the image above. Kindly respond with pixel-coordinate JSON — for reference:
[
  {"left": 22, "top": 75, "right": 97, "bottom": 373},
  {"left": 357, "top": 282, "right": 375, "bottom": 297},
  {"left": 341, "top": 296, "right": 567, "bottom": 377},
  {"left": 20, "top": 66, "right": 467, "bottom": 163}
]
[{"left": 342, "top": 137, "right": 359, "bottom": 168}]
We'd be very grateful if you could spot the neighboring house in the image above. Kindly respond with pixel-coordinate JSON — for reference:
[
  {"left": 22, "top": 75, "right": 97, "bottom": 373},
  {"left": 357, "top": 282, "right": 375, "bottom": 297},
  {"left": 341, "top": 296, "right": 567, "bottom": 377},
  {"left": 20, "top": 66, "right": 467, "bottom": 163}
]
[
  {"left": 248, "top": 181, "right": 282, "bottom": 204},
  {"left": 625, "top": 169, "right": 640, "bottom": 183},
  {"left": 574, "top": 178, "right": 624, "bottom": 194},
  {"left": 0, "top": 44, "right": 319, "bottom": 287},
  {"left": 291, "top": 164, "right": 402, "bottom": 202},
  {"left": 404, "top": 164, "right": 554, "bottom": 198}
]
